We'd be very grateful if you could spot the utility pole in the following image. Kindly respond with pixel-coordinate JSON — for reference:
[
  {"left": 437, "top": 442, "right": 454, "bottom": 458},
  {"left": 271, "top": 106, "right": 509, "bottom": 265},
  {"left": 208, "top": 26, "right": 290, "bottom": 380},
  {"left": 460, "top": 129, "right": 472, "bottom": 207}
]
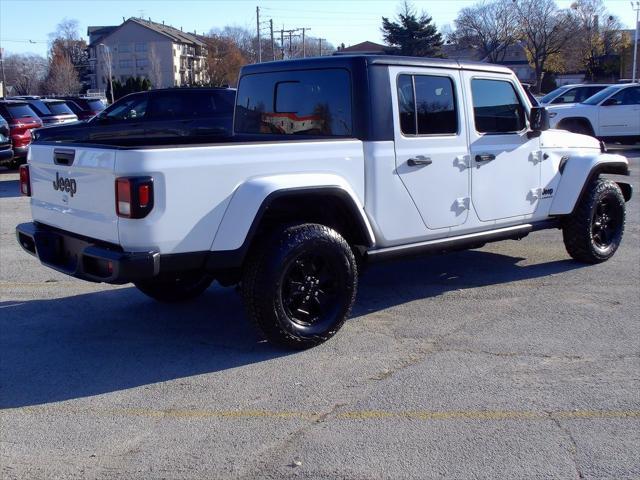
[
  {"left": 288, "top": 30, "right": 294, "bottom": 58},
  {"left": 632, "top": 1, "right": 640, "bottom": 83},
  {"left": 0, "top": 47, "right": 6, "bottom": 97},
  {"left": 302, "top": 28, "right": 312, "bottom": 58},
  {"left": 270, "top": 19, "right": 275, "bottom": 61},
  {"left": 280, "top": 28, "right": 285, "bottom": 60},
  {"left": 318, "top": 38, "right": 325, "bottom": 56},
  {"left": 256, "top": 6, "right": 262, "bottom": 63}
]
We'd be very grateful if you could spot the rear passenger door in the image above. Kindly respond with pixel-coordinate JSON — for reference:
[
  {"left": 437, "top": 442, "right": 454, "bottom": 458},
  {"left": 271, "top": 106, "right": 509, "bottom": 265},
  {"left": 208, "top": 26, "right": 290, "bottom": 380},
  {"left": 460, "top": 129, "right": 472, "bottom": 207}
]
[
  {"left": 598, "top": 86, "right": 640, "bottom": 137},
  {"left": 390, "top": 67, "right": 471, "bottom": 230},
  {"left": 463, "top": 74, "right": 541, "bottom": 222}
]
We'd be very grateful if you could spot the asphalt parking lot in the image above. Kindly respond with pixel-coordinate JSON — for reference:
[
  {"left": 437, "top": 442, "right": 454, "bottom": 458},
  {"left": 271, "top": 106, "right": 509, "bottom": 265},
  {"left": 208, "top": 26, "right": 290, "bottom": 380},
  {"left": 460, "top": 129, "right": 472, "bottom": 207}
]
[{"left": 1, "top": 148, "right": 638, "bottom": 480}]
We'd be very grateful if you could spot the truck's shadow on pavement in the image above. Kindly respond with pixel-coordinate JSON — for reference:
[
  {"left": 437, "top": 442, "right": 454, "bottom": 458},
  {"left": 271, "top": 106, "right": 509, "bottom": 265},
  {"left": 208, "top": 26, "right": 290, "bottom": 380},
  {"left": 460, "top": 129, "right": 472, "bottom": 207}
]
[
  {"left": 0, "top": 180, "right": 20, "bottom": 198},
  {"left": 0, "top": 249, "right": 581, "bottom": 408}
]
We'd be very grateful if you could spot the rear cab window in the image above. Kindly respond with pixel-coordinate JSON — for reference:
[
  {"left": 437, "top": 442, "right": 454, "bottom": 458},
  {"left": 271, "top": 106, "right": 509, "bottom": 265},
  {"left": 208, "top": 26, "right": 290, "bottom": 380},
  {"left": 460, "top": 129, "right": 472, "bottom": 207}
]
[
  {"left": 471, "top": 78, "right": 526, "bottom": 134},
  {"left": 235, "top": 69, "right": 352, "bottom": 136}
]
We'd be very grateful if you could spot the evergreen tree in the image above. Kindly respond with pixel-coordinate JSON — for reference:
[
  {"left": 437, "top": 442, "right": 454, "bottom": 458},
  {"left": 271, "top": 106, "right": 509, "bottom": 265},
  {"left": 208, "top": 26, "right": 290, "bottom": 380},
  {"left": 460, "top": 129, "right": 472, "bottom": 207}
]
[{"left": 381, "top": 2, "right": 444, "bottom": 57}]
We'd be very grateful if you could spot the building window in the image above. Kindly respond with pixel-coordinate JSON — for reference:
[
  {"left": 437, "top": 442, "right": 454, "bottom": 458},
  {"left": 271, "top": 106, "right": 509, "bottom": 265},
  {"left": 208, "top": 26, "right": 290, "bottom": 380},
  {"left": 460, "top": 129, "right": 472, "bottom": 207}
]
[
  {"left": 136, "top": 58, "right": 149, "bottom": 68},
  {"left": 119, "top": 43, "right": 131, "bottom": 53},
  {"left": 119, "top": 59, "right": 133, "bottom": 68},
  {"left": 135, "top": 43, "right": 147, "bottom": 52}
]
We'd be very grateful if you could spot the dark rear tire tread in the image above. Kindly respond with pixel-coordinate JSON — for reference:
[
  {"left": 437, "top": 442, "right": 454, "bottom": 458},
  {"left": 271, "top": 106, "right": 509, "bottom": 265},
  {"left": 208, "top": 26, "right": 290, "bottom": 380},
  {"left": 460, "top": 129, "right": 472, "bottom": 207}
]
[{"left": 242, "top": 223, "right": 357, "bottom": 349}]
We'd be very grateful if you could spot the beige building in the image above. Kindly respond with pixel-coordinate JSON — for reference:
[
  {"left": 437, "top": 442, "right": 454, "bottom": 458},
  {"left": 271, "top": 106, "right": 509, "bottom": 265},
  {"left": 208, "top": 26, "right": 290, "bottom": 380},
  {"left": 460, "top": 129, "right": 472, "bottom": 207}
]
[{"left": 87, "top": 18, "right": 208, "bottom": 90}]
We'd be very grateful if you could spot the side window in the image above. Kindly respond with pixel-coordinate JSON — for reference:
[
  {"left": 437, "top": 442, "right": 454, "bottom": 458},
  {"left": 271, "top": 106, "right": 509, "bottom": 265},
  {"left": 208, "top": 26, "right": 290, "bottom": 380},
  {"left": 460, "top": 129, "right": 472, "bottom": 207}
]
[
  {"left": 552, "top": 88, "right": 578, "bottom": 104},
  {"left": 610, "top": 87, "right": 640, "bottom": 106},
  {"left": 414, "top": 75, "right": 457, "bottom": 135},
  {"left": 103, "top": 96, "right": 148, "bottom": 121},
  {"left": 471, "top": 79, "right": 526, "bottom": 134},
  {"left": 396, "top": 74, "right": 457, "bottom": 135},
  {"left": 147, "top": 93, "right": 190, "bottom": 120}
]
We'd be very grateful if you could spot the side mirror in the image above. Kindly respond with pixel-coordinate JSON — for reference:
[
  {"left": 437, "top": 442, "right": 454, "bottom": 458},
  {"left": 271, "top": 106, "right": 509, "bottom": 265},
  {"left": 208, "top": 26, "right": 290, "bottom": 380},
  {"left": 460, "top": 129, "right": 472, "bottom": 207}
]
[
  {"left": 529, "top": 106, "right": 549, "bottom": 132},
  {"left": 601, "top": 98, "right": 618, "bottom": 107}
]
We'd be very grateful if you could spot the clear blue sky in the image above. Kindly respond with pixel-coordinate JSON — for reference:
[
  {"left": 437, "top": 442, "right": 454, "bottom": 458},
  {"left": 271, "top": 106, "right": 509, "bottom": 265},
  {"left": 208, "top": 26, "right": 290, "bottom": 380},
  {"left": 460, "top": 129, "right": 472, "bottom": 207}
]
[{"left": 1, "top": 0, "right": 637, "bottom": 57}]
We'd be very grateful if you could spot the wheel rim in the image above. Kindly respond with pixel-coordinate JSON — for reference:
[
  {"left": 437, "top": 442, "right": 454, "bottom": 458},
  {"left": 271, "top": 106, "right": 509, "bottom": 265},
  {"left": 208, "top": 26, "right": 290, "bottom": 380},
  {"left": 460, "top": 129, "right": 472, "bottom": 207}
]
[
  {"left": 280, "top": 252, "right": 339, "bottom": 327},
  {"left": 591, "top": 194, "right": 622, "bottom": 250}
]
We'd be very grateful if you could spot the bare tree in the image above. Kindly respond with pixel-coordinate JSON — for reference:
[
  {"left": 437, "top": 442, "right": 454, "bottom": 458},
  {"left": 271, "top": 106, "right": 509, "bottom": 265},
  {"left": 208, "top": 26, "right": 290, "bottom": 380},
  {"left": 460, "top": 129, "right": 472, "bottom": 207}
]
[
  {"left": 48, "top": 18, "right": 89, "bottom": 84},
  {"left": 43, "top": 54, "right": 81, "bottom": 95},
  {"left": 452, "top": 0, "right": 518, "bottom": 63},
  {"left": 148, "top": 44, "right": 163, "bottom": 88},
  {"left": 2, "top": 53, "right": 48, "bottom": 95},
  {"left": 514, "top": 0, "right": 578, "bottom": 92},
  {"left": 568, "top": 0, "right": 625, "bottom": 80}
]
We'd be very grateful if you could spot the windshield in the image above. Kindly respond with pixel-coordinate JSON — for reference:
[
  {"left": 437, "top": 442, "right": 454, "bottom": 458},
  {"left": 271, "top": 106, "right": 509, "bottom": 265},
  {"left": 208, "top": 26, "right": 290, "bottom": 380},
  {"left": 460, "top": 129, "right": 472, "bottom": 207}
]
[
  {"left": 46, "top": 102, "right": 74, "bottom": 115},
  {"left": 582, "top": 86, "right": 620, "bottom": 105},
  {"left": 540, "top": 86, "right": 569, "bottom": 104}
]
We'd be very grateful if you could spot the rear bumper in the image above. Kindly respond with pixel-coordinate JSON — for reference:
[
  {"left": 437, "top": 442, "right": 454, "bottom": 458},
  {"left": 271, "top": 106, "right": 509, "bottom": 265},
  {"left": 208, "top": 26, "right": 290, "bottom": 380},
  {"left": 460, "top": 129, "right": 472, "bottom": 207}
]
[
  {"left": 0, "top": 147, "right": 14, "bottom": 164},
  {"left": 16, "top": 222, "right": 159, "bottom": 284}
]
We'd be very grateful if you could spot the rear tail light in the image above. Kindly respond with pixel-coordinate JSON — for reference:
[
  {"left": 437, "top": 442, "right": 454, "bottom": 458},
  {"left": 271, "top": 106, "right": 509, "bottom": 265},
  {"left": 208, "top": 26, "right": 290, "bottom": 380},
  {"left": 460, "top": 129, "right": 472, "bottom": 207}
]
[
  {"left": 19, "top": 165, "right": 31, "bottom": 196},
  {"left": 115, "top": 177, "right": 154, "bottom": 218}
]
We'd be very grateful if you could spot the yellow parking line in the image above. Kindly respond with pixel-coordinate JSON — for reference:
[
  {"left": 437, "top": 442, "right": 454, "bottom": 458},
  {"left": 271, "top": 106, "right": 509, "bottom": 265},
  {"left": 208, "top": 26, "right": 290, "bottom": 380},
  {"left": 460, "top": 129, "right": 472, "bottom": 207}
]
[{"left": 5, "top": 407, "right": 639, "bottom": 422}]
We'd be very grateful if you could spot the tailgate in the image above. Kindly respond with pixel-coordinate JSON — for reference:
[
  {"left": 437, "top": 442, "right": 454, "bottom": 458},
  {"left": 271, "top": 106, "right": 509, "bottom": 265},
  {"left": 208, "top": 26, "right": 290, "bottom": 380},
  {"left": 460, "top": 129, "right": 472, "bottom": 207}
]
[{"left": 29, "top": 144, "right": 119, "bottom": 244}]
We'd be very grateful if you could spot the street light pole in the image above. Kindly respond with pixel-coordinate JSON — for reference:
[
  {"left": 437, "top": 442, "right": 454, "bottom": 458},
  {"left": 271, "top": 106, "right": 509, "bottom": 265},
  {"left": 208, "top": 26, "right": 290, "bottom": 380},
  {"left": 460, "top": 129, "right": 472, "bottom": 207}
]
[
  {"left": 99, "top": 43, "right": 114, "bottom": 104},
  {"left": 632, "top": 1, "right": 640, "bottom": 83}
]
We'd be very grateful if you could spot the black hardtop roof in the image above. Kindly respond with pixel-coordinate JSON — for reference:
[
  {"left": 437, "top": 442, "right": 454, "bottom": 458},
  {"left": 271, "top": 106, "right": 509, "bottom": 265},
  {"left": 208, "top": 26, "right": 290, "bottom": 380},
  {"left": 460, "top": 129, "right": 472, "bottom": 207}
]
[{"left": 240, "top": 54, "right": 514, "bottom": 76}]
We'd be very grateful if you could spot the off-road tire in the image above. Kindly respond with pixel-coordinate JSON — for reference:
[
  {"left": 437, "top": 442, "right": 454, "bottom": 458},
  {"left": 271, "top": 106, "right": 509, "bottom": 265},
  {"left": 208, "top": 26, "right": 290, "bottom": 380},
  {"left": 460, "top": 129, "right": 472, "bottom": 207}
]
[
  {"left": 562, "top": 179, "right": 625, "bottom": 264},
  {"left": 242, "top": 223, "right": 358, "bottom": 349},
  {"left": 135, "top": 272, "right": 214, "bottom": 302}
]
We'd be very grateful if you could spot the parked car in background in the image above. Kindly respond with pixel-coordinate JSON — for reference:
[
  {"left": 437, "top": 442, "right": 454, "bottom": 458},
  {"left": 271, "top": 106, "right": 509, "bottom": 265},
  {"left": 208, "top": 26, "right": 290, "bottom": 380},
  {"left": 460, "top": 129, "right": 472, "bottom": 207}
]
[
  {"left": 33, "top": 88, "right": 235, "bottom": 145},
  {"left": 548, "top": 84, "right": 640, "bottom": 142},
  {"left": 0, "top": 100, "right": 43, "bottom": 163},
  {"left": 539, "top": 84, "right": 610, "bottom": 106},
  {"left": 0, "top": 116, "right": 14, "bottom": 167},
  {"left": 11, "top": 97, "right": 78, "bottom": 125},
  {"left": 61, "top": 96, "right": 106, "bottom": 120}
]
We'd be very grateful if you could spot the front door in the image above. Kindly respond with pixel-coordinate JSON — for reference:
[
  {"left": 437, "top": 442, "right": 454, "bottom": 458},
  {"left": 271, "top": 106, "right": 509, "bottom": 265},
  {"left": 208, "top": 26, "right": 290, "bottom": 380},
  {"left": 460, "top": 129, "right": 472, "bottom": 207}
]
[
  {"left": 391, "top": 67, "right": 470, "bottom": 230},
  {"left": 598, "top": 86, "right": 640, "bottom": 137},
  {"left": 463, "top": 74, "right": 541, "bottom": 222}
]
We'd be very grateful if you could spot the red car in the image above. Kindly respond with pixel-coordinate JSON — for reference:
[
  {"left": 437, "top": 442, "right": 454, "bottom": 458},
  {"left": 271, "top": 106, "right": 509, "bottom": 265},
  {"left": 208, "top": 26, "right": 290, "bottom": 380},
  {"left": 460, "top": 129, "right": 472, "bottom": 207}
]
[{"left": 0, "top": 100, "right": 43, "bottom": 161}]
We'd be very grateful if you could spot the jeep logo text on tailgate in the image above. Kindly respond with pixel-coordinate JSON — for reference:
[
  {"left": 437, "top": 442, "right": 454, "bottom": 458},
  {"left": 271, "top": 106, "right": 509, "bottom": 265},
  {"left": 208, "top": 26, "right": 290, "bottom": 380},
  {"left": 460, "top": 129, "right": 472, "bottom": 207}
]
[{"left": 53, "top": 172, "right": 77, "bottom": 197}]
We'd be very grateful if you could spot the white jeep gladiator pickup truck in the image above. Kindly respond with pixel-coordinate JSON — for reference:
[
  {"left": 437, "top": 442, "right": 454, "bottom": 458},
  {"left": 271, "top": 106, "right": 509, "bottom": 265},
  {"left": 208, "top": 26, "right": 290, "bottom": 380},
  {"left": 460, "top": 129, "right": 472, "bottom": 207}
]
[{"left": 17, "top": 55, "right": 633, "bottom": 348}]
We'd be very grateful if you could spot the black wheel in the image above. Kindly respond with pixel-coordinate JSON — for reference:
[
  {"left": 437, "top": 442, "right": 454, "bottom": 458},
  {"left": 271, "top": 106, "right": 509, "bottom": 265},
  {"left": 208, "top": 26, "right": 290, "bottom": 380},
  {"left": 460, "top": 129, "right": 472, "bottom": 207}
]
[
  {"left": 135, "top": 272, "right": 214, "bottom": 302},
  {"left": 242, "top": 223, "right": 357, "bottom": 349},
  {"left": 562, "top": 179, "right": 625, "bottom": 264}
]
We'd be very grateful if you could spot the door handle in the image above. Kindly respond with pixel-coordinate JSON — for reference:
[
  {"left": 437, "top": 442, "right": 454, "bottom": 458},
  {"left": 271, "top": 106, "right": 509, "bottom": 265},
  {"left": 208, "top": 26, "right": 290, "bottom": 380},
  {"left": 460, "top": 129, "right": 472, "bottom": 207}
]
[
  {"left": 407, "top": 156, "right": 432, "bottom": 166},
  {"left": 475, "top": 153, "right": 496, "bottom": 163}
]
